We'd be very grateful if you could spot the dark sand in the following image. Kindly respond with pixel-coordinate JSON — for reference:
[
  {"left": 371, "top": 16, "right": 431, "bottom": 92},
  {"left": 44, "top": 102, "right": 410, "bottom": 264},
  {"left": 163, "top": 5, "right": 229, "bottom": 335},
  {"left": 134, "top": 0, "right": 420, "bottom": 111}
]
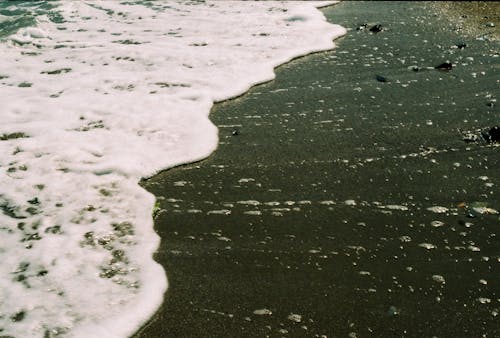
[{"left": 136, "top": 1, "right": 499, "bottom": 337}]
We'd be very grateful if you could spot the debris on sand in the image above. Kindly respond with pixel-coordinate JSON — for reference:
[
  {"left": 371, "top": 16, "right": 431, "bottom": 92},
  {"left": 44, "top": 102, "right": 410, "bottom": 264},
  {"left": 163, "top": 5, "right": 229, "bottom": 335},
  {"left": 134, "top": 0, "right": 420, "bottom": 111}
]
[
  {"left": 435, "top": 62, "right": 453, "bottom": 71},
  {"left": 369, "top": 24, "right": 383, "bottom": 33},
  {"left": 481, "top": 126, "right": 500, "bottom": 143}
]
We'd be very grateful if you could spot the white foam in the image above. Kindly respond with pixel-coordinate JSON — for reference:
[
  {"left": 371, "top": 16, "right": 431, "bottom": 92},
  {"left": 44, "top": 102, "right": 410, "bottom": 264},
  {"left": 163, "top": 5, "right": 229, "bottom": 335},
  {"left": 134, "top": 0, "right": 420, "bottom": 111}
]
[{"left": 0, "top": 1, "right": 345, "bottom": 337}]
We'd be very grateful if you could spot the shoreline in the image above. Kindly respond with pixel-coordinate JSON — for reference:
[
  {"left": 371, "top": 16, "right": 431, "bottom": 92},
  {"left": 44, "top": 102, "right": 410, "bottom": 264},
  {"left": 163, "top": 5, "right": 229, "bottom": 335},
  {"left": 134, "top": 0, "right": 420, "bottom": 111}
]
[{"left": 136, "top": 1, "right": 499, "bottom": 337}]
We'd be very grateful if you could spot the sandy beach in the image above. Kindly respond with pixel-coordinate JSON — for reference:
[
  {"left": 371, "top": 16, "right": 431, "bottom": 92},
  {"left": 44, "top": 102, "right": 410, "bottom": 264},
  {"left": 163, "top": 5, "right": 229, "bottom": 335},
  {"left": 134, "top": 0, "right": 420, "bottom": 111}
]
[{"left": 136, "top": 1, "right": 499, "bottom": 337}]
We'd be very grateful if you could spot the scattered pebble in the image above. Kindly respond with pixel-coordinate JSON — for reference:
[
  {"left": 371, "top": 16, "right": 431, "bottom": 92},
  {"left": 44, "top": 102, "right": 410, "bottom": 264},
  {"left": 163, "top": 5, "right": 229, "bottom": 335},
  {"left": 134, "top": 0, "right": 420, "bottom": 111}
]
[
  {"left": 344, "top": 199, "right": 356, "bottom": 206},
  {"left": 435, "top": 62, "right": 452, "bottom": 71},
  {"left": 287, "top": 313, "right": 302, "bottom": 323},
  {"left": 369, "top": 24, "right": 383, "bottom": 33},
  {"left": 472, "top": 207, "right": 498, "bottom": 215},
  {"left": 253, "top": 308, "right": 272, "bottom": 316},
  {"left": 381, "top": 204, "right": 409, "bottom": 211},
  {"left": 244, "top": 210, "right": 262, "bottom": 216},
  {"left": 427, "top": 206, "right": 449, "bottom": 214},
  {"left": 419, "top": 243, "right": 436, "bottom": 250},
  {"left": 478, "top": 297, "right": 491, "bottom": 304},
  {"left": 432, "top": 275, "right": 446, "bottom": 284},
  {"left": 430, "top": 220, "right": 445, "bottom": 227},
  {"left": 206, "top": 209, "right": 231, "bottom": 215}
]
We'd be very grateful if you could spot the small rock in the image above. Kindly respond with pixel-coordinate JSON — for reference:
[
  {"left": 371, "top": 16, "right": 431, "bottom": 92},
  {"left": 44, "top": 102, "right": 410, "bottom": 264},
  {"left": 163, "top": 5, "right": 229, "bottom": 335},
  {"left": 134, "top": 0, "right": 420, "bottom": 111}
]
[
  {"left": 482, "top": 126, "right": 500, "bottom": 143},
  {"left": 356, "top": 23, "right": 368, "bottom": 31},
  {"left": 456, "top": 42, "right": 467, "bottom": 49},
  {"left": 435, "top": 62, "right": 452, "bottom": 71},
  {"left": 432, "top": 275, "right": 446, "bottom": 284},
  {"left": 419, "top": 243, "right": 436, "bottom": 250},
  {"left": 369, "top": 24, "right": 383, "bottom": 33},
  {"left": 427, "top": 206, "right": 449, "bottom": 214},
  {"left": 287, "top": 313, "right": 302, "bottom": 323},
  {"left": 472, "top": 206, "right": 499, "bottom": 215},
  {"left": 375, "top": 75, "right": 388, "bottom": 82},
  {"left": 430, "top": 220, "right": 445, "bottom": 228},
  {"left": 344, "top": 199, "right": 356, "bottom": 206},
  {"left": 462, "top": 132, "right": 479, "bottom": 143},
  {"left": 253, "top": 308, "right": 272, "bottom": 316}
]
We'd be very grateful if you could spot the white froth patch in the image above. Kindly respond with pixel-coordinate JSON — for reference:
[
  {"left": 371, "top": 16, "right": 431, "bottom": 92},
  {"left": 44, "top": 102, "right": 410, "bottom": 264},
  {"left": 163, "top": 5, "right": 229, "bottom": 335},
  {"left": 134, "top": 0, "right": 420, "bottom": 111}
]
[{"left": 0, "top": 1, "right": 345, "bottom": 337}]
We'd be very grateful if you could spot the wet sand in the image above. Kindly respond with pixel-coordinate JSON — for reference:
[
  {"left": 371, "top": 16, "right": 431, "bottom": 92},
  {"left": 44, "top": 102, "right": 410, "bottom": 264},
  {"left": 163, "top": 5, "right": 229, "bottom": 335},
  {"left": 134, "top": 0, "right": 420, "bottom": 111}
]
[{"left": 136, "top": 1, "right": 499, "bottom": 337}]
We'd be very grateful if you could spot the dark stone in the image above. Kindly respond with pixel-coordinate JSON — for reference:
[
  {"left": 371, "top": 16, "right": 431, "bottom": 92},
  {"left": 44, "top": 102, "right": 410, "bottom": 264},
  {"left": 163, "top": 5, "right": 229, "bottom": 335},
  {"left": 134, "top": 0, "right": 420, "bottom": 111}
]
[
  {"left": 456, "top": 42, "right": 467, "bottom": 49},
  {"left": 435, "top": 62, "right": 452, "bottom": 71},
  {"left": 369, "top": 24, "right": 383, "bottom": 33},
  {"left": 375, "top": 75, "right": 388, "bottom": 82},
  {"left": 356, "top": 23, "right": 368, "bottom": 31},
  {"left": 483, "top": 126, "right": 500, "bottom": 143}
]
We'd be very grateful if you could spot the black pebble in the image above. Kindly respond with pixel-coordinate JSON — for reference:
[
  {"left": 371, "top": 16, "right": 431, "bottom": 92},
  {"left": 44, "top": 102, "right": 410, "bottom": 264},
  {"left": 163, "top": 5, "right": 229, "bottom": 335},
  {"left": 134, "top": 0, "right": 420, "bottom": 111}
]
[
  {"left": 456, "top": 42, "right": 467, "bottom": 49},
  {"left": 369, "top": 24, "right": 383, "bottom": 33},
  {"left": 356, "top": 23, "right": 367, "bottom": 31},
  {"left": 486, "top": 126, "right": 500, "bottom": 143},
  {"left": 375, "top": 75, "right": 388, "bottom": 82},
  {"left": 435, "top": 62, "right": 452, "bottom": 71}
]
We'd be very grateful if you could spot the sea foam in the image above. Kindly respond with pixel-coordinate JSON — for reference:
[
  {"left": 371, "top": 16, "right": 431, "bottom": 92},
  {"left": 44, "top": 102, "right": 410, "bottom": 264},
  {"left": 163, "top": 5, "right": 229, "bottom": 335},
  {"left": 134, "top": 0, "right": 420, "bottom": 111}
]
[{"left": 0, "top": 1, "right": 345, "bottom": 337}]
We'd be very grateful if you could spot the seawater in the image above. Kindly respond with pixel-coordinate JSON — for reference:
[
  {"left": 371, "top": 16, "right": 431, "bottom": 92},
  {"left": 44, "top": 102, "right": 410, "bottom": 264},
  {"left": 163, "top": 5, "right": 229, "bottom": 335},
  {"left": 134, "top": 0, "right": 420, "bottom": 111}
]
[{"left": 0, "top": 1, "right": 345, "bottom": 337}]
